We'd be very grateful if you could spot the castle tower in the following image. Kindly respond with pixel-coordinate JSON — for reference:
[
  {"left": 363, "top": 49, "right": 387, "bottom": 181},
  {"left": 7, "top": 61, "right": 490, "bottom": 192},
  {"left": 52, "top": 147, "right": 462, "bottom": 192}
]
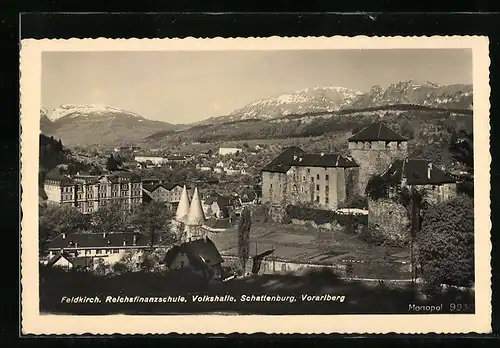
[
  {"left": 185, "top": 187, "right": 206, "bottom": 241},
  {"left": 348, "top": 122, "right": 408, "bottom": 196}
]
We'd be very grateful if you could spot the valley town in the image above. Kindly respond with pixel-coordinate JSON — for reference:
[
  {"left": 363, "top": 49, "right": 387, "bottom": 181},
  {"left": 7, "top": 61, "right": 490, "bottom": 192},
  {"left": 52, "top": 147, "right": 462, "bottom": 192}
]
[{"left": 38, "top": 79, "right": 475, "bottom": 314}]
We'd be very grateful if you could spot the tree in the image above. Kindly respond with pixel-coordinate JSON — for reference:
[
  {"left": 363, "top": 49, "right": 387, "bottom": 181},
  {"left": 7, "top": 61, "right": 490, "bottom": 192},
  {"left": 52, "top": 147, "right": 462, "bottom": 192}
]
[
  {"left": 91, "top": 201, "right": 130, "bottom": 234},
  {"left": 237, "top": 207, "right": 252, "bottom": 274},
  {"left": 131, "top": 201, "right": 175, "bottom": 248},
  {"left": 449, "top": 129, "right": 473, "bottom": 173},
  {"left": 39, "top": 205, "right": 90, "bottom": 254},
  {"left": 417, "top": 194, "right": 474, "bottom": 289},
  {"left": 106, "top": 154, "right": 122, "bottom": 171}
]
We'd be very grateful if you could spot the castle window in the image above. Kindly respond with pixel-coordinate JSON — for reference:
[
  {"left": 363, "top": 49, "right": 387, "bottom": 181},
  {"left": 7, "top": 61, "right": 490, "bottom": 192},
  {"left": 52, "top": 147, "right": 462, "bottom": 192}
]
[
  {"left": 311, "top": 177, "right": 314, "bottom": 182},
  {"left": 316, "top": 196, "right": 320, "bottom": 202},
  {"left": 316, "top": 174, "right": 320, "bottom": 180},
  {"left": 301, "top": 187, "right": 304, "bottom": 192},
  {"left": 307, "top": 168, "right": 310, "bottom": 174},
  {"left": 325, "top": 197, "right": 329, "bottom": 204},
  {"left": 270, "top": 184, "right": 273, "bottom": 189},
  {"left": 325, "top": 185, "right": 329, "bottom": 192},
  {"left": 302, "top": 176, "right": 306, "bottom": 182},
  {"left": 325, "top": 175, "right": 329, "bottom": 181},
  {"left": 316, "top": 185, "right": 320, "bottom": 191}
]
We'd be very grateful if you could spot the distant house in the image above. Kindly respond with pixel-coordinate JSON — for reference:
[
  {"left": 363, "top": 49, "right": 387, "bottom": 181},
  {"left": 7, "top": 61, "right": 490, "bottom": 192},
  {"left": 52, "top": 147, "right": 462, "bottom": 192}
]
[
  {"left": 46, "top": 250, "right": 74, "bottom": 269},
  {"left": 45, "top": 232, "right": 152, "bottom": 265},
  {"left": 225, "top": 168, "right": 241, "bottom": 176},
  {"left": 163, "top": 237, "right": 224, "bottom": 280},
  {"left": 134, "top": 156, "right": 167, "bottom": 165},
  {"left": 380, "top": 158, "right": 457, "bottom": 204},
  {"left": 218, "top": 147, "right": 242, "bottom": 156},
  {"left": 204, "top": 195, "right": 234, "bottom": 219},
  {"left": 238, "top": 191, "right": 258, "bottom": 207},
  {"left": 167, "top": 155, "right": 187, "bottom": 164}
]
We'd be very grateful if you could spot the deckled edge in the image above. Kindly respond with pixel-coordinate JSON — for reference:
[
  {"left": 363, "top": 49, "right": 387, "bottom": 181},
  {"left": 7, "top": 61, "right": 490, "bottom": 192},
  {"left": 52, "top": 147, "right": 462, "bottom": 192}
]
[{"left": 19, "top": 35, "right": 492, "bottom": 335}]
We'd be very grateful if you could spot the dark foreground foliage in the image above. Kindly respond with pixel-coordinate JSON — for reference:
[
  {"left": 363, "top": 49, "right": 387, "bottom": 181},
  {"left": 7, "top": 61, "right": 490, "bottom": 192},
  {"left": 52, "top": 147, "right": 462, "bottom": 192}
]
[
  {"left": 40, "top": 265, "right": 474, "bottom": 315},
  {"left": 418, "top": 194, "right": 474, "bottom": 288}
]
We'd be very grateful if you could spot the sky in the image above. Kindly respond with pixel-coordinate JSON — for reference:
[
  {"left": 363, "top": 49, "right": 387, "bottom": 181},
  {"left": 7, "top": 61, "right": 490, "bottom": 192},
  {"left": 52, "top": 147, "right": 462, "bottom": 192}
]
[{"left": 42, "top": 49, "right": 472, "bottom": 124}]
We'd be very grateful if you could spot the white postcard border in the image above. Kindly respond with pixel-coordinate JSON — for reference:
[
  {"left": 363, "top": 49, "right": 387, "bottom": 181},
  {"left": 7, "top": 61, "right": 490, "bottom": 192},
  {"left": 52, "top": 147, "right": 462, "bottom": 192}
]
[{"left": 20, "top": 36, "right": 492, "bottom": 334}]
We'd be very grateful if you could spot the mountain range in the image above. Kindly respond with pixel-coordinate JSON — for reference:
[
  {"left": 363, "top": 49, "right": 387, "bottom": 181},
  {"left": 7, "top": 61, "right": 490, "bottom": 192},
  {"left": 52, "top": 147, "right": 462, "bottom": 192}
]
[
  {"left": 41, "top": 104, "right": 180, "bottom": 147},
  {"left": 41, "top": 80, "right": 473, "bottom": 146}
]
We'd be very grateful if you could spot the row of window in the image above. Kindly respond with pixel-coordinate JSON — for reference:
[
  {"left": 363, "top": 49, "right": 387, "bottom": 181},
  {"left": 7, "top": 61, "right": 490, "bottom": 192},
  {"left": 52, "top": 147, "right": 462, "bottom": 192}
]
[{"left": 83, "top": 249, "right": 121, "bottom": 255}]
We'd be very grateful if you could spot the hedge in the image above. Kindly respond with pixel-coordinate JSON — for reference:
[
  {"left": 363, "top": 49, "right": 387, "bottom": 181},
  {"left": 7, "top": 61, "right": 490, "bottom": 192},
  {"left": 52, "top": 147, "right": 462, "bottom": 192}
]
[{"left": 285, "top": 204, "right": 367, "bottom": 226}]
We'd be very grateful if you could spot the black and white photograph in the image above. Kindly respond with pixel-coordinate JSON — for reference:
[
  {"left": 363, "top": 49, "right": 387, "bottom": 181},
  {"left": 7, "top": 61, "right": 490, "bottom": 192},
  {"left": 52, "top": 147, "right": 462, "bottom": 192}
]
[{"left": 20, "top": 37, "right": 491, "bottom": 334}]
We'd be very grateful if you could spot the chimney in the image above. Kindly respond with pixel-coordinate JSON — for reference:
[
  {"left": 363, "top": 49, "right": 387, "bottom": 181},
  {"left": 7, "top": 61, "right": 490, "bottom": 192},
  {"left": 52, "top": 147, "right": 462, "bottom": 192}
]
[
  {"left": 293, "top": 155, "right": 297, "bottom": 160},
  {"left": 103, "top": 232, "right": 107, "bottom": 238},
  {"left": 133, "top": 234, "right": 137, "bottom": 246},
  {"left": 62, "top": 232, "right": 66, "bottom": 239},
  {"left": 320, "top": 152, "right": 325, "bottom": 157},
  {"left": 203, "top": 234, "right": 208, "bottom": 242},
  {"left": 123, "top": 240, "right": 126, "bottom": 246},
  {"left": 427, "top": 162, "right": 432, "bottom": 180},
  {"left": 75, "top": 242, "right": 78, "bottom": 248}
]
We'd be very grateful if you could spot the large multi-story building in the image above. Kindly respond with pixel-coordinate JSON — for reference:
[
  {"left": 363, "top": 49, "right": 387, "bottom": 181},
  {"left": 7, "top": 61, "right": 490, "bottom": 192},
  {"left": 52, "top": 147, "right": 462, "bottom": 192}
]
[
  {"left": 261, "top": 146, "right": 359, "bottom": 210},
  {"left": 43, "top": 171, "right": 143, "bottom": 213}
]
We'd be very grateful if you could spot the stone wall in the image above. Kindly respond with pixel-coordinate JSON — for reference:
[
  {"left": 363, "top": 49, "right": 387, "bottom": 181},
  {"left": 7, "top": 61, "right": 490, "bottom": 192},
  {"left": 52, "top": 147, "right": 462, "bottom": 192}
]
[
  {"left": 349, "top": 141, "right": 408, "bottom": 196},
  {"left": 368, "top": 198, "right": 410, "bottom": 246},
  {"left": 421, "top": 183, "right": 458, "bottom": 205}
]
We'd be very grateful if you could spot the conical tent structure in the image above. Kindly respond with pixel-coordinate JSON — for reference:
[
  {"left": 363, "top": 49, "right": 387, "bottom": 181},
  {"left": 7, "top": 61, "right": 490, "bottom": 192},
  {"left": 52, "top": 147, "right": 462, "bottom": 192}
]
[
  {"left": 186, "top": 187, "right": 206, "bottom": 226},
  {"left": 175, "top": 185, "right": 190, "bottom": 223}
]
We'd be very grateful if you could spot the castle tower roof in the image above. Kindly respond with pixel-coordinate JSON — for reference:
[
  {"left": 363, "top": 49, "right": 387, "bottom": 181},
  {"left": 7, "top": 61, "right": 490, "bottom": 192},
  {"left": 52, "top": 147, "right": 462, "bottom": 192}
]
[
  {"left": 348, "top": 122, "right": 407, "bottom": 142},
  {"left": 175, "top": 185, "right": 191, "bottom": 223},
  {"left": 186, "top": 187, "right": 205, "bottom": 226}
]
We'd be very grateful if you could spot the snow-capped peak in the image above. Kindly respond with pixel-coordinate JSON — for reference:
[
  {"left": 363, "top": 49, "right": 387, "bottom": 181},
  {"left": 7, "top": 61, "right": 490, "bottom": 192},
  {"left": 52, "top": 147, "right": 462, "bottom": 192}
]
[
  {"left": 229, "top": 86, "right": 364, "bottom": 120},
  {"left": 48, "top": 104, "right": 142, "bottom": 121}
]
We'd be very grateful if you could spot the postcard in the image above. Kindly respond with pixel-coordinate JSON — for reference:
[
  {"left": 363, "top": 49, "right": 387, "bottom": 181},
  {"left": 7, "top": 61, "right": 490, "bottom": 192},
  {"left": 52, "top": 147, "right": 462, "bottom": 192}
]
[{"left": 20, "top": 36, "right": 491, "bottom": 334}]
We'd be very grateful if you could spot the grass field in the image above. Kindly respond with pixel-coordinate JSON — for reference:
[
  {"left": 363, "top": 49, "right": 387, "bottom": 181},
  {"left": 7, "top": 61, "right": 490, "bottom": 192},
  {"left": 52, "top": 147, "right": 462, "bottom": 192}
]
[{"left": 210, "top": 222, "right": 407, "bottom": 266}]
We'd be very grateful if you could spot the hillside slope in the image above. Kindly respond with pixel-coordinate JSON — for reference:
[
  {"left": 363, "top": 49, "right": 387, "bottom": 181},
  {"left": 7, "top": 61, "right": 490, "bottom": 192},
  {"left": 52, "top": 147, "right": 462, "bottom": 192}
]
[{"left": 41, "top": 104, "right": 181, "bottom": 147}]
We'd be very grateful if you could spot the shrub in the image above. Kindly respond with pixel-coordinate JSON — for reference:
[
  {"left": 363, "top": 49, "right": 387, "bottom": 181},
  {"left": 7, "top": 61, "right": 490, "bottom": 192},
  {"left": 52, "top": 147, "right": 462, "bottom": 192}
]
[
  {"left": 417, "top": 194, "right": 474, "bottom": 288},
  {"left": 346, "top": 195, "right": 368, "bottom": 209},
  {"left": 285, "top": 204, "right": 367, "bottom": 227}
]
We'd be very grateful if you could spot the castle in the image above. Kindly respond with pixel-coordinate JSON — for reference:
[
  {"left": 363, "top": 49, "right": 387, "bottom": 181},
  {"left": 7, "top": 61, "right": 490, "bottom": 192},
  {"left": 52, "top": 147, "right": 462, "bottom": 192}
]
[{"left": 261, "top": 121, "right": 457, "bottom": 211}]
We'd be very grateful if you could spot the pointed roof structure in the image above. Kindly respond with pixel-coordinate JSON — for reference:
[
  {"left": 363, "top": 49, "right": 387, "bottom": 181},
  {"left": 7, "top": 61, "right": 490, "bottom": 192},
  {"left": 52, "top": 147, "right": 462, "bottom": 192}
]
[
  {"left": 175, "top": 185, "right": 191, "bottom": 223},
  {"left": 348, "top": 122, "right": 407, "bottom": 142},
  {"left": 186, "top": 187, "right": 206, "bottom": 226}
]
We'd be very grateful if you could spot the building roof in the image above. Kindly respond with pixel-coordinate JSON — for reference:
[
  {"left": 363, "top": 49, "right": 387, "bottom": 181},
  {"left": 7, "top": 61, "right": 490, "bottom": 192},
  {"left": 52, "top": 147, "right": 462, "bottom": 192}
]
[
  {"left": 163, "top": 237, "right": 224, "bottom": 269},
  {"left": 381, "top": 158, "right": 457, "bottom": 185},
  {"left": 261, "top": 146, "right": 358, "bottom": 173},
  {"left": 175, "top": 185, "right": 191, "bottom": 223},
  {"left": 44, "top": 172, "right": 75, "bottom": 186},
  {"left": 348, "top": 122, "right": 408, "bottom": 142},
  {"left": 186, "top": 187, "right": 206, "bottom": 226},
  {"left": 239, "top": 191, "right": 257, "bottom": 203},
  {"left": 143, "top": 182, "right": 182, "bottom": 193},
  {"left": 168, "top": 156, "right": 186, "bottom": 161},
  {"left": 47, "top": 250, "right": 74, "bottom": 267},
  {"left": 203, "top": 193, "right": 234, "bottom": 207},
  {"left": 46, "top": 232, "right": 150, "bottom": 250}
]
